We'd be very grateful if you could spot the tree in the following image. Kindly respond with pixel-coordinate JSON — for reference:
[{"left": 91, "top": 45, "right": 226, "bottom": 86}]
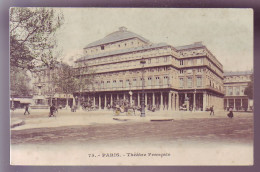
[
  {"left": 244, "top": 73, "right": 253, "bottom": 99},
  {"left": 10, "top": 7, "right": 64, "bottom": 70},
  {"left": 52, "top": 62, "right": 94, "bottom": 107}
]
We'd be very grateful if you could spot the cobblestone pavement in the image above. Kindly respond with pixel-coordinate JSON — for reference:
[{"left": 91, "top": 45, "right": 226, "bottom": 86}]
[{"left": 11, "top": 112, "right": 253, "bottom": 145}]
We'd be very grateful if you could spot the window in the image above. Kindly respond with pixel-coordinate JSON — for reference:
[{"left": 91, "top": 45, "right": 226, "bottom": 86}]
[
  {"left": 101, "top": 45, "right": 104, "bottom": 50},
  {"left": 119, "top": 80, "right": 123, "bottom": 88},
  {"left": 180, "top": 60, "right": 184, "bottom": 65},
  {"left": 148, "top": 58, "right": 151, "bottom": 64},
  {"left": 163, "top": 76, "right": 169, "bottom": 85},
  {"left": 106, "top": 81, "right": 110, "bottom": 88},
  {"left": 180, "top": 70, "right": 184, "bottom": 74},
  {"left": 101, "top": 81, "right": 104, "bottom": 89},
  {"left": 179, "top": 78, "right": 184, "bottom": 88},
  {"left": 133, "top": 79, "right": 137, "bottom": 87},
  {"left": 236, "top": 87, "right": 240, "bottom": 95},
  {"left": 156, "top": 57, "right": 159, "bottom": 63},
  {"left": 188, "top": 60, "right": 192, "bottom": 66},
  {"left": 155, "top": 77, "right": 160, "bottom": 85},
  {"left": 113, "top": 80, "right": 117, "bottom": 88},
  {"left": 164, "top": 57, "right": 168, "bottom": 62},
  {"left": 198, "top": 68, "right": 202, "bottom": 73},
  {"left": 126, "top": 79, "right": 130, "bottom": 88},
  {"left": 197, "top": 58, "right": 203, "bottom": 65},
  {"left": 148, "top": 77, "right": 152, "bottom": 86},
  {"left": 228, "top": 87, "right": 233, "bottom": 95},
  {"left": 187, "top": 77, "right": 193, "bottom": 88},
  {"left": 196, "top": 77, "right": 202, "bottom": 87}
]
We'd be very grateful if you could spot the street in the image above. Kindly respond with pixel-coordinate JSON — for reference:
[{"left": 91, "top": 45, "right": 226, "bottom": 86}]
[{"left": 10, "top": 110, "right": 254, "bottom": 165}]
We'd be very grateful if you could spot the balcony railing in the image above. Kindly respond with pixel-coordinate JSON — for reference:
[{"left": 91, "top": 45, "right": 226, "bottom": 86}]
[{"left": 83, "top": 84, "right": 172, "bottom": 92}]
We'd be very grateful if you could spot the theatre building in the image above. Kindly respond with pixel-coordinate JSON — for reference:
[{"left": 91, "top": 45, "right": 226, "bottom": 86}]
[
  {"left": 223, "top": 71, "right": 253, "bottom": 111},
  {"left": 74, "top": 27, "right": 224, "bottom": 111}
]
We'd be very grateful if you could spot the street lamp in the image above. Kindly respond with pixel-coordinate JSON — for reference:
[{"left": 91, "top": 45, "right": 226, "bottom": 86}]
[{"left": 140, "top": 58, "right": 146, "bottom": 117}]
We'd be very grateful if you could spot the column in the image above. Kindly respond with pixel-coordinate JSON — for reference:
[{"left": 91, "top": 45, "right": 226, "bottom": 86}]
[
  {"left": 117, "top": 94, "right": 119, "bottom": 100},
  {"left": 176, "top": 93, "right": 179, "bottom": 111},
  {"left": 138, "top": 93, "right": 140, "bottom": 106},
  {"left": 248, "top": 98, "right": 250, "bottom": 110},
  {"left": 152, "top": 92, "right": 155, "bottom": 107},
  {"left": 168, "top": 92, "right": 172, "bottom": 111},
  {"left": 241, "top": 98, "right": 243, "bottom": 111},
  {"left": 233, "top": 98, "right": 235, "bottom": 110},
  {"left": 203, "top": 92, "right": 206, "bottom": 111},
  {"left": 111, "top": 94, "right": 113, "bottom": 106},
  {"left": 160, "top": 92, "right": 163, "bottom": 110},
  {"left": 99, "top": 95, "right": 101, "bottom": 110},
  {"left": 145, "top": 93, "right": 147, "bottom": 107},
  {"left": 104, "top": 94, "right": 107, "bottom": 109},
  {"left": 130, "top": 94, "right": 132, "bottom": 106},
  {"left": 193, "top": 93, "right": 196, "bottom": 111},
  {"left": 93, "top": 96, "right": 96, "bottom": 107}
]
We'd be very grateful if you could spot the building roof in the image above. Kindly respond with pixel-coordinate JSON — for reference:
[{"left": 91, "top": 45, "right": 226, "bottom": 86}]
[
  {"left": 84, "top": 27, "right": 150, "bottom": 48},
  {"left": 224, "top": 70, "right": 253, "bottom": 76},
  {"left": 77, "top": 42, "right": 170, "bottom": 62},
  {"left": 175, "top": 42, "right": 205, "bottom": 51}
]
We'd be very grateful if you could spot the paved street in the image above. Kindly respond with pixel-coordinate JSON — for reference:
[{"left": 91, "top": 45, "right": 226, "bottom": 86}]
[
  {"left": 10, "top": 110, "right": 254, "bottom": 165},
  {"left": 11, "top": 110, "right": 253, "bottom": 144}
]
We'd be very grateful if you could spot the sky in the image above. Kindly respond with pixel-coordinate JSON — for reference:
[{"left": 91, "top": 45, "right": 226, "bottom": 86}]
[{"left": 55, "top": 8, "right": 253, "bottom": 71}]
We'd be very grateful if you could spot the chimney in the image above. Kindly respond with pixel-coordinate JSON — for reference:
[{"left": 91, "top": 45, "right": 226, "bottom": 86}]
[{"left": 119, "top": 26, "right": 127, "bottom": 31}]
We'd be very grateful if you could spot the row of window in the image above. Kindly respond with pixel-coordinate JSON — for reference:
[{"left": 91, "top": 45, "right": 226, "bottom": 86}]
[
  {"left": 96, "top": 76, "right": 170, "bottom": 89},
  {"left": 179, "top": 76, "right": 202, "bottom": 88},
  {"left": 179, "top": 58, "right": 203, "bottom": 66},
  {"left": 225, "top": 86, "right": 246, "bottom": 96}
]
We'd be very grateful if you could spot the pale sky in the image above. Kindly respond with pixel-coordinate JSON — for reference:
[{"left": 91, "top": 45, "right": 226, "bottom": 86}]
[{"left": 55, "top": 8, "right": 253, "bottom": 71}]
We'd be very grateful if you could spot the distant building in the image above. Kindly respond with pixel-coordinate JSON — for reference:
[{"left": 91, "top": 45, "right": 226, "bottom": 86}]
[
  {"left": 223, "top": 70, "right": 253, "bottom": 111},
  {"left": 74, "top": 27, "right": 224, "bottom": 111}
]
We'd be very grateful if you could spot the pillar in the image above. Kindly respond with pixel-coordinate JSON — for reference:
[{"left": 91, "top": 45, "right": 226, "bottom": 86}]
[
  {"left": 111, "top": 94, "right": 113, "bottom": 106},
  {"left": 193, "top": 92, "right": 196, "bottom": 111},
  {"left": 104, "top": 94, "right": 107, "bottom": 109},
  {"left": 93, "top": 96, "right": 96, "bottom": 107},
  {"left": 130, "top": 94, "right": 132, "bottom": 106},
  {"left": 160, "top": 92, "right": 163, "bottom": 110},
  {"left": 172, "top": 93, "right": 176, "bottom": 111},
  {"left": 203, "top": 92, "right": 206, "bottom": 111},
  {"left": 138, "top": 93, "right": 140, "bottom": 106},
  {"left": 117, "top": 94, "right": 119, "bottom": 100},
  {"left": 99, "top": 95, "right": 101, "bottom": 110},
  {"left": 145, "top": 93, "right": 147, "bottom": 107},
  {"left": 153, "top": 92, "right": 155, "bottom": 107},
  {"left": 241, "top": 98, "right": 243, "bottom": 111},
  {"left": 176, "top": 93, "right": 179, "bottom": 111},
  {"left": 168, "top": 92, "right": 172, "bottom": 111},
  {"left": 233, "top": 98, "right": 235, "bottom": 110}
]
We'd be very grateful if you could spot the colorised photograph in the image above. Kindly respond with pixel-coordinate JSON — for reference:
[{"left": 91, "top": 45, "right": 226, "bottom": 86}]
[{"left": 9, "top": 8, "right": 253, "bottom": 165}]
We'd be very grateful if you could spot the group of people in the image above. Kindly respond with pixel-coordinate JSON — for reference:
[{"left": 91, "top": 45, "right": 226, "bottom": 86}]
[{"left": 209, "top": 105, "right": 234, "bottom": 118}]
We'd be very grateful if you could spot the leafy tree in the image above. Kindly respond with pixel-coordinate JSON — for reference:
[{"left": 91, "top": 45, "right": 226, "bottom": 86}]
[
  {"left": 10, "top": 7, "right": 64, "bottom": 70},
  {"left": 10, "top": 67, "right": 32, "bottom": 96},
  {"left": 244, "top": 73, "right": 253, "bottom": 99},
  {"left": 52, "top": 62, "right": 94, "bottom": 107}
]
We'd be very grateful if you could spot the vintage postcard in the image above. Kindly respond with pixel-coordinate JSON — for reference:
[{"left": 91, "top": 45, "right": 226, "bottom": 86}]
[{"left": 10, "top": 8, "right": 253, "bottom": 165}]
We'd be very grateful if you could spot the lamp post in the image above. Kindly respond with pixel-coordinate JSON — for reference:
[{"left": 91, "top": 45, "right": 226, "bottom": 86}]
[{"left": 140, "top": 58, "right": 146, "bottom": 117}]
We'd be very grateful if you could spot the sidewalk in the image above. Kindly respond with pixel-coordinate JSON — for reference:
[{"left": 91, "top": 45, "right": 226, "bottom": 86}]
[{"left": 10, "top": 109, "right": 253, "bottom": 130}]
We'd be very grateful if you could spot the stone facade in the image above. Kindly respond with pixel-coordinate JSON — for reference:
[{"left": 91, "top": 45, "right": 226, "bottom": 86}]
[
  {"left": 74, "top": 27, "right": 225, "bottom": 111},
  {"left": 223, "top": 71, "right": 253, "bottom": 111}
]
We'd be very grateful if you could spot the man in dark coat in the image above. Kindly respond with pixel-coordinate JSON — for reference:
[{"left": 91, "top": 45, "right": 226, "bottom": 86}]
[
  {"left": 24, "top": 105, "right": 30, "bottom": 115},
  {"left": 210, "top": 105, "right": 214, "bottom": 116},
  {"left": 49, "top": 105, "right": 55, "bottom": 117}
]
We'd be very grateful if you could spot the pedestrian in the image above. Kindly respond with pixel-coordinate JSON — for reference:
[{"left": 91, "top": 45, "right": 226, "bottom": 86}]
[
  {"left": 24, "top": 105, "right": 30, "bottom": 115},
  {"left": 227, "top": 107, "right": 234, "bottom": 118},
  {"left": 49, "top": 105, "right": 55, "bottom": 117},
  {"left": 210, "top": 105, "right": 214, "bottom": 116}
]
